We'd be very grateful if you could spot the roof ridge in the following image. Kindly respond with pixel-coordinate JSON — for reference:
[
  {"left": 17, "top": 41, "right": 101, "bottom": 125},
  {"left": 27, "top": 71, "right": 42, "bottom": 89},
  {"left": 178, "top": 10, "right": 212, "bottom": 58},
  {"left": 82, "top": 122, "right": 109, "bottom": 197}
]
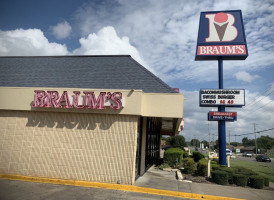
[{"left": 128, "top": 57, "right": 176, "bottom": 93}]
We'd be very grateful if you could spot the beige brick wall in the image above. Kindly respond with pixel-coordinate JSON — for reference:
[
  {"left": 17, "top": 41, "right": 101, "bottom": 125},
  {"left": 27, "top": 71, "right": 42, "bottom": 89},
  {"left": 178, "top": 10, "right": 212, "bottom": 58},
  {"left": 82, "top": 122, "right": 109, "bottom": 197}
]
[{"left": 0, "top": 110, "right": 138, "bottom": 185}]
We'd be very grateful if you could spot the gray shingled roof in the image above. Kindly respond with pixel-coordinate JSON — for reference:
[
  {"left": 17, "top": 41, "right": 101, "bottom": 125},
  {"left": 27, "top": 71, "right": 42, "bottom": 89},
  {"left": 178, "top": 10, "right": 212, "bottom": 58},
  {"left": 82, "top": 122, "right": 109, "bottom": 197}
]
[{"left": 0, "top": 55, "right": 176, "bottom": 93}]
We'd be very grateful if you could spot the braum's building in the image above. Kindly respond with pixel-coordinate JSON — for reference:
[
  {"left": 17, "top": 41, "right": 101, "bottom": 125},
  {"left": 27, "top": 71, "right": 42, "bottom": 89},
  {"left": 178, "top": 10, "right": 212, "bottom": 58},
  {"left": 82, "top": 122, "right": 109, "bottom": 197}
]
[{"left": 0, "top": 55, "right": 184, "bottom": 185}]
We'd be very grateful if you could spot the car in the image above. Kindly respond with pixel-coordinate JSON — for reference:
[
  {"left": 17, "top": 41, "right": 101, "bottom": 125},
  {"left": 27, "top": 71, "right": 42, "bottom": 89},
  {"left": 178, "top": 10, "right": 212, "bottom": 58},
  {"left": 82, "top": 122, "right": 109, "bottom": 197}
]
[
  {"left": 243, "top": 152, "right": 253, "bottom": 157},
  {"left": 256, "top": 155, "right": 271, "bottom": 162},
  {"left": 226, "top": 149, "right": 232, "bottom": 156}
]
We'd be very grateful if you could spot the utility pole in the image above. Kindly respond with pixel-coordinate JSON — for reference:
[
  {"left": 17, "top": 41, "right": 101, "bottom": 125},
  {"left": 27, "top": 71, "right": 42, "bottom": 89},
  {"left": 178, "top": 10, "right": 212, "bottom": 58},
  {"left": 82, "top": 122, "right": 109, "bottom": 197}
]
[{"left": 254, "top": 123, "right": 258, "bottom": 156}]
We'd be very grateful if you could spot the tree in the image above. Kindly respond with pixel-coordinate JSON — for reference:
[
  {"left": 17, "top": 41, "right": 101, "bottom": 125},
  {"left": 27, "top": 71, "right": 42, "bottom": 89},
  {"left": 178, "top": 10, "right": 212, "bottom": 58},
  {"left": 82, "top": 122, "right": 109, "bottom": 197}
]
[
  {"left": 190, "top": 139, "right": 200, "bottom": 147},
  {"left": 214, "top": 139, "right": 219, "bottom": 150},
  {"left": 166, "top": 135, "right": 186, "bottom": 149},
  {"left": 242, "top": 137, "right": 255, "bottom": 147},
  {"left": 230, "top": 142, "right": 241, "bottom": 147},
  {"left": 201, "top": 140, "right": 209, "bottom": 148},
  {"left": 257, "top": 136, "right": 274, "bottom": 150}
]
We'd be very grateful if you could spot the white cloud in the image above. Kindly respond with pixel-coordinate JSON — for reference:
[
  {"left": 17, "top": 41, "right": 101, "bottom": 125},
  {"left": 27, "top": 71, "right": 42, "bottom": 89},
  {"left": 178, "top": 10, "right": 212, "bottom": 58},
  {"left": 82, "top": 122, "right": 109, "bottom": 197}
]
[
  {"left": 0, "top": 27, "right": 149, "bottom": 72},
  {"left": 51, "top": 21, "right": 72, "bottom": 40},
  {"left": 73, "top": 0, "right": 274, "bottom": 84},
  {"left": 0, "top": 29, "right": 68, "bottom": 56},
  {"left": 73, "top": 26, "right": 150, "bottom": 70},
  {"left": 235, "top": 71, "right": 259, "bottom": 82}
]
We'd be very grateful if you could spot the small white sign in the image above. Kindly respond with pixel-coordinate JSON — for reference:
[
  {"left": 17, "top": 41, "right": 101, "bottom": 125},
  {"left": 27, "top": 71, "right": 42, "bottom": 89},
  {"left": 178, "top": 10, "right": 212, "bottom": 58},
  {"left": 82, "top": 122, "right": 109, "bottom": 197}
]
[{"left": 200, "top": 89, "right": 245, "bottom": 107}]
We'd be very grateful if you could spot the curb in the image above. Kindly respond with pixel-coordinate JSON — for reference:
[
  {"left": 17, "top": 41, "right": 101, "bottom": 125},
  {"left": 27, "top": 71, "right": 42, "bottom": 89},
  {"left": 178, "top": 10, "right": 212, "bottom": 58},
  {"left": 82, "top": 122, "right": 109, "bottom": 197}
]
[{"left": 0, "top": 174, "right": 246, "bottom": 200}]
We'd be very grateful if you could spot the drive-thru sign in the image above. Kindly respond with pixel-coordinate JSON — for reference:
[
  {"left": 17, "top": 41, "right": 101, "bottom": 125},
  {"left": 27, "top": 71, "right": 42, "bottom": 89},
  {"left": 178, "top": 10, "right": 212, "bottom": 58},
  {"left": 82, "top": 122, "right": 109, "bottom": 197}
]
[{"left": 196, "top": 10, "right": 248, "bottom": 166}]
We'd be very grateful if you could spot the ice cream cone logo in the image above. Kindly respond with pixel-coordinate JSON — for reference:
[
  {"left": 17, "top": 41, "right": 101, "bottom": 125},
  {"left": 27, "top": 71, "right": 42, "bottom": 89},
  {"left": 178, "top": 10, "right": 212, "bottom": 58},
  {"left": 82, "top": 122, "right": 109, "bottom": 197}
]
[
  {"left": 206, "top": 12, "right": 238, "bottom": 42},
  {"left": 214, "top": 13, "right": 228, "bottom": 41}
]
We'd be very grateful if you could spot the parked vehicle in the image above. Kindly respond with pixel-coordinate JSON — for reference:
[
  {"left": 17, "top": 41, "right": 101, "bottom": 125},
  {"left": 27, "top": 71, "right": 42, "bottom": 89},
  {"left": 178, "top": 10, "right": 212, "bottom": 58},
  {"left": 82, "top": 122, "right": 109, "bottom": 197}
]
[
  {"left": 226, "top": 149, "right": 232, "bottom": 156},
  {"left": 243, "top": 152, "right": 253, "bottom": 157},
  {"left": 256, "top": 155, "right": 271, "bottom": 162}
]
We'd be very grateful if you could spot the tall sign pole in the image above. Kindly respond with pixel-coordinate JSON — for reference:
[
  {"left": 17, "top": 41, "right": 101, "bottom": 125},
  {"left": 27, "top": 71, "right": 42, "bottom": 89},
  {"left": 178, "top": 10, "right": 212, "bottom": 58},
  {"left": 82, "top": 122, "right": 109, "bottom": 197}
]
[
  {"left": 196, "top": 10, "right": 248, "bottom": 165},
  {"left": 218, "top": 56, "right": 226, "bottom": 165}
]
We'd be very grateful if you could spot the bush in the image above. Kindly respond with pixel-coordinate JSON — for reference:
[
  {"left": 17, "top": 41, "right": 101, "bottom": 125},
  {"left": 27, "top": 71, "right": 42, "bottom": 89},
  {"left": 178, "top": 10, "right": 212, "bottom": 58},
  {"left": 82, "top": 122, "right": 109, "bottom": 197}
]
[
  {"left": 196, "top": 158, "right": 208, "bottom": 176},
  {"left": 220, "top": 167, "right": 237, "bottom": 184},
  {"left": 164, "top": 148, "right": 183, "bottom": 168},
  {"left": 210, "top": 160, "right": 217, "bottom": 165},
  {"left": 182, "top": 150, "right": 189, "bottom": 158},
  {"left": 192, "top": 151, "right": 205, "bottom": 162},
  {"left": 212, "top": 170, "right": 228, "bottom": 185},
  {"left": 211, "top": 163, "right": 221, "bottom": 171},
  {"left": 212, "top": 158, "right": 219, "bottom": 163},
  {"left": 183, "top": 157, "right": 196, "bottom": 174},
  {"left": 248, "top": 175, "right": 264, "bottom": 189},
  {"left": 233, "top": 174, "right": 247, "bottom": 187},
  {"left": 158, "top": 163, "right": 170, "bottom": 170},
  {"left": 264, "top": 177, "right": 269, "bottom": 187}
]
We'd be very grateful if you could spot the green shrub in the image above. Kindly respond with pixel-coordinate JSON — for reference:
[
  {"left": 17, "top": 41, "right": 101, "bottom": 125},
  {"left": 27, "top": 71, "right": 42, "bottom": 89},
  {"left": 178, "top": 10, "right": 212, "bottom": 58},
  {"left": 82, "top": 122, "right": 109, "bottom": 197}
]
[
  {"left": 164, "top": 148, "right": 183, "bottom": 168},
  {"left": 211, "top": 163, "right": 220, "bottom": 171},
  {"left": 220, "top": 167, "right": 237, "bottom": 184},
  {"left": 183, "top": 157, "right": 196, "bottom": 174},
  {"left": 248, "top": 175, "right": 264, "bottom": 189},
  {"left": 196, "top": 158, "right": 208, "bottom": 176},
  {"left": 264, "top": 177, "right": 269, "bottom": 187},
  {"left": 212, "top": 158, "right": 219, "bottom": 163},
  {"left": 233, "top": 174, "right": 247, "bottom": 187},
  {"left": 158, "top": 163, "right": 170, "bottom": 170},
  {"left": 210, "top": 160, "right": 217, "bottom": 165},
  {"left": 192, "top": 151, "right": 205, "bottom": 162},
  {"left": 182, "top": 150, "right": 189, "bottom": 158},
  {"left": 212, "top": 170, "right": 228, "bottom": 185}
]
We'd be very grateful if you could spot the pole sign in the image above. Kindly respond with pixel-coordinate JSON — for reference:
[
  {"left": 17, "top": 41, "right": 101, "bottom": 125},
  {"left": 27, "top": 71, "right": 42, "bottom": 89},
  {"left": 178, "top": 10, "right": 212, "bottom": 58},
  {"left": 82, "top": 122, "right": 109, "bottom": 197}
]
[
  {"left": 195, "top": 10, "right": 248, "bottom": 61},
  {"left": 200, "top": 89, "right": 245, "bottom": 107},
  {"left": 208, "top": 111, "right": 237, "bottom": 121}
]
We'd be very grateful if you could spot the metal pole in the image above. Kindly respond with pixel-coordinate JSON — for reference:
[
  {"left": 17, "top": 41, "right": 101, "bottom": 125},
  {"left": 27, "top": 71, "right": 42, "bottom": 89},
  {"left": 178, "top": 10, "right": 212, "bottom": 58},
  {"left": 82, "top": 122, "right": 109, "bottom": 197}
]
[{"left": 218, "top": 56, "right": 227, "bottom": 165}]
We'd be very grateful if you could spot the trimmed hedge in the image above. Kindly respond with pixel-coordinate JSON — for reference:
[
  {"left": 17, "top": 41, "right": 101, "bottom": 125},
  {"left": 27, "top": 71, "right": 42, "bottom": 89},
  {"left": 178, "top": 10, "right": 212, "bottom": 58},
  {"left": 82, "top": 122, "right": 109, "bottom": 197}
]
[
  {"left": 248, "top": 175, "right": 264, "bottom": 189},
  {"left": 192, "top": 151, "right": 205, "bottom": 162},
  {"left": 210, "top": 160, "right": 217, "bottom": 165},
  {"left": 212, "top": 170, "right": 228, "bottom": 185},
  {"left": 164, "top": 148, "right": 183, "bottom": 168},
  {"left": 264, "top": 177, "right": 269, "bottom": 187},
  {"left": 196, "top": 158, "right": 207, "bottom": 176},
  {"left": 182, "top": 150, "right": 189, "bottom": 158},
  {"left": 233, "top": 174, "right": 247, "bottom": 187},
  {"left": 211, "top": 163, "right": 221, "bottom": 171},
  {"left": 220, "top": 167, "right": 237, "bottom": 184},
  {"left": 183, "top": 157, "right": 196, "bottom": 174}
]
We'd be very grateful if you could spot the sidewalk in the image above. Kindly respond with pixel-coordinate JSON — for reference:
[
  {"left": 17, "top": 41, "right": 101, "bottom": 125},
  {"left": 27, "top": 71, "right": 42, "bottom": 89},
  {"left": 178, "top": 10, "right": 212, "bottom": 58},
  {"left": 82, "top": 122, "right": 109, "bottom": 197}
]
[{"left": 135, "top": 166, "right": 274, "bottom": 200}]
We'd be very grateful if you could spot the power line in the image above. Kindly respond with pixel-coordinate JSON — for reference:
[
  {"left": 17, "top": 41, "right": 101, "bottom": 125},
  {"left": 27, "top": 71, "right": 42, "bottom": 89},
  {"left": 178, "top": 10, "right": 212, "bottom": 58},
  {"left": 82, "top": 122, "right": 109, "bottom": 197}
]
[
  {"left": 243, "top": 89, "right": 274, "bottom": 109},
  {"left": 233, "top": 127, "right": 274, "bottom": 137}
]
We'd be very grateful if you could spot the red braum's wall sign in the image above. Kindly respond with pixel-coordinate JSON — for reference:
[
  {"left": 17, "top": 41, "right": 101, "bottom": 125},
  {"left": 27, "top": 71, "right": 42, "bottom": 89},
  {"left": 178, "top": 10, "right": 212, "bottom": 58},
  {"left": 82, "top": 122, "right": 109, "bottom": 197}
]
[{"left": 32, "top": 90, "right": 123, "bottom": 110}]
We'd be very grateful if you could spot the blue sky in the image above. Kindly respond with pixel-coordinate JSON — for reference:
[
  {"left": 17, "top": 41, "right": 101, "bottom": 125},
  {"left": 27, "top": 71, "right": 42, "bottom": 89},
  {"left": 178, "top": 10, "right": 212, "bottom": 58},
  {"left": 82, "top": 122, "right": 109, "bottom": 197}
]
[{"left": 1, "top": 0, "right": 273, "bottom": 143}]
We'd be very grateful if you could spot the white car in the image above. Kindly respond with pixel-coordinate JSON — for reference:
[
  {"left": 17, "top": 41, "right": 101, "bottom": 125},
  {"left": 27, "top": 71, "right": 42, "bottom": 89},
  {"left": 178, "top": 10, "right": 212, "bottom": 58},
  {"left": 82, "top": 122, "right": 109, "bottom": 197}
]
[
  {"left": 243, "top": 152, "right": 253, "bottom": 157},
  {"left": 226, "top": 149, "right": 232, "bottom": 156}
]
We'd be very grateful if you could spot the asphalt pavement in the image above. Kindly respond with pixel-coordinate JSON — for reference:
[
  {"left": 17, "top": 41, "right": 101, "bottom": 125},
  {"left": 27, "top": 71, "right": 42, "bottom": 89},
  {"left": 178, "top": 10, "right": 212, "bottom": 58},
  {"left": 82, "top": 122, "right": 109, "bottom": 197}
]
[{"left": 1, "top": 165, "right": 274, "bottom": 200}]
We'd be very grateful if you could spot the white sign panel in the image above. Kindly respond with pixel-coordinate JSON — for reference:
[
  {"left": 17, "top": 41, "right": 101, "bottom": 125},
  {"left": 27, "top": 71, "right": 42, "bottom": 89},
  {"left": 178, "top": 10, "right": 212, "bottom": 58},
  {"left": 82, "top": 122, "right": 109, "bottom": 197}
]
[{"left": 200, "top": 89, "right": 245, "bottom": 107}]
